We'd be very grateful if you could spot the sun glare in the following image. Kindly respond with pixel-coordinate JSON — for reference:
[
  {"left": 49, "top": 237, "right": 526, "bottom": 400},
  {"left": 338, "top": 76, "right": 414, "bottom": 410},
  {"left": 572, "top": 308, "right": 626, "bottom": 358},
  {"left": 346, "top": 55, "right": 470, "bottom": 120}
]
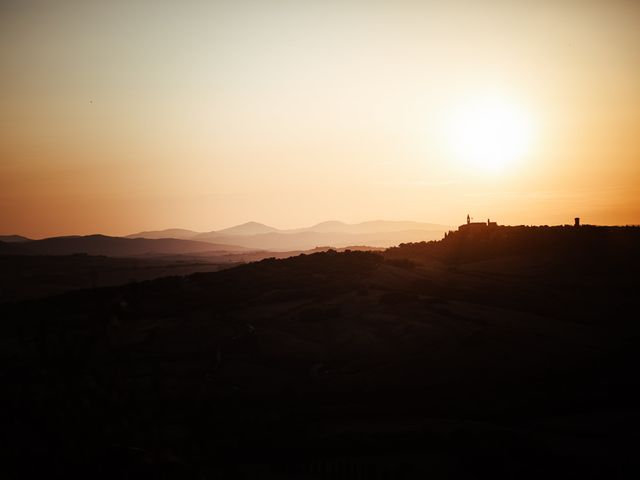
[{"left": 447, "top": 96, "right": 534, "bottom": 173}]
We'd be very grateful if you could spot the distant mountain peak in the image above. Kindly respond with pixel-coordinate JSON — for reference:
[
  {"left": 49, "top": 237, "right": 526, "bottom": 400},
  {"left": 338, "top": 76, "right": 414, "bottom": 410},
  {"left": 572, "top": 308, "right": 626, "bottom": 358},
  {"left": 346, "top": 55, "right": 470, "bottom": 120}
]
[
  {"left": 216, "top": 222, "right": 278, "bottom": 236},
  {"left": 240, "top": 221, "right": 269, "bottom": 227}
]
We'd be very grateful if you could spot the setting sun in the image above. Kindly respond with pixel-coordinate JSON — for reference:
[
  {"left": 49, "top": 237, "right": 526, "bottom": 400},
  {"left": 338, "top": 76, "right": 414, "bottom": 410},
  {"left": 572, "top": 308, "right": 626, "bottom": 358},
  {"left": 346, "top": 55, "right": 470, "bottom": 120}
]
[{"left": 447, "top": 96, "right": 534, "bottom": 173}]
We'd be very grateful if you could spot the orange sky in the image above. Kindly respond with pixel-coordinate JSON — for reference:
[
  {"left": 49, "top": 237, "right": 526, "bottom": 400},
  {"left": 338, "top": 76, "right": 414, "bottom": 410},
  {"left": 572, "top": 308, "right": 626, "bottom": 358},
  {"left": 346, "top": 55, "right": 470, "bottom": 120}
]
[{"left": 1, "top": 1, "right": 639, "bottom": 238}]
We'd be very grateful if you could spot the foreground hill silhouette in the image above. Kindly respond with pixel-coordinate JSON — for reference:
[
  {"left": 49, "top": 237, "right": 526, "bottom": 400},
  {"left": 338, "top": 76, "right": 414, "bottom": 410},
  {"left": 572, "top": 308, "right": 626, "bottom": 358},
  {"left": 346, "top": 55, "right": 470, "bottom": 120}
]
[
  {"left": 0, "top": 246, "right": 383, "bottom": 303},
  {"left": 2, "top": 226, "right": 639, "bottom": 479}
]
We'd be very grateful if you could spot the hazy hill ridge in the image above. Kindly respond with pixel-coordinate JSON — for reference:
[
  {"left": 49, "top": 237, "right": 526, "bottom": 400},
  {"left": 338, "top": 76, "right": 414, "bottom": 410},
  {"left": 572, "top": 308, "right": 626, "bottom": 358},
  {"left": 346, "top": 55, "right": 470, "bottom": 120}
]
[
  {"left": 128, "top": 220, "right": 451, "bottom": 251},
  {"left": 211, "top": 221, "right": 279, "bottom": 236},
  {"left": 128, "top": 220, "right": 451, "bottom": 238}
]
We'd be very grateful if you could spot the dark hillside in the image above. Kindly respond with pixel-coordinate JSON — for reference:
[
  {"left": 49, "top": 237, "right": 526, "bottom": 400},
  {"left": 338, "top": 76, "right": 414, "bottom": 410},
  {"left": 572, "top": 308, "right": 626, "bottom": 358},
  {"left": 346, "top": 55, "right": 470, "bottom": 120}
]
[
  {"left": 386, "top": 225, "right": 640, "bottom": 265},
  {"left": 385, "top": 226, "right": 640, "bottom": 326},
  {"left": 11, "top": 234, "right": 248, "bottom": 256},
  {"left": 1, "top": 236, "right": 639, "bottom": 478},
  {"left": 0, "top": 254, "right": 238, "bottom": 303}
]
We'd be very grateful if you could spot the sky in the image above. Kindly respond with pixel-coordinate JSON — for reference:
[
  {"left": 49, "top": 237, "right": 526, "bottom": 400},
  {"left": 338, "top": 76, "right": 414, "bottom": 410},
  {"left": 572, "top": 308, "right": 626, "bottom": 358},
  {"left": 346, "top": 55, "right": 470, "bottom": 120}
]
[{"left": 1, "top": 0, "right": 639, "bottom": 238}]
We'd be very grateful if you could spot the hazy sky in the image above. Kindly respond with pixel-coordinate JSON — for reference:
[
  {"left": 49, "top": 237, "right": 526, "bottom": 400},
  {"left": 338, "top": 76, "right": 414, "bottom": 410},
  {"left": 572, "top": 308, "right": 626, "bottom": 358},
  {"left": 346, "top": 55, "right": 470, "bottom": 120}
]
[{"left": 1, "top": 0, "right": 639, "bottom": 237}]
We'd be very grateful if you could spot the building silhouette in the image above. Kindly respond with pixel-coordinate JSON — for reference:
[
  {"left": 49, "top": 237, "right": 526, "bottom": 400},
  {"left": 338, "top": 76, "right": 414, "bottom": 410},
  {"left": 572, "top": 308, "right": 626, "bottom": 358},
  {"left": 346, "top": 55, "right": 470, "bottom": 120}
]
[{"left": 459, "top": 215, "right": 497, "bottom": 232}]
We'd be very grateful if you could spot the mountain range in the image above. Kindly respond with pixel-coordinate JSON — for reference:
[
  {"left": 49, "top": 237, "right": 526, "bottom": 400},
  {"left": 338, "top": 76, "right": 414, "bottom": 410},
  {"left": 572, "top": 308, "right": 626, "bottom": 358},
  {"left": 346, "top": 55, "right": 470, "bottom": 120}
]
[
  {"left": 0, "top": 221, "right": 450, "bottom": 257},
  {"left": 128, "top": 220, "right": 451, "bottom": 251}
]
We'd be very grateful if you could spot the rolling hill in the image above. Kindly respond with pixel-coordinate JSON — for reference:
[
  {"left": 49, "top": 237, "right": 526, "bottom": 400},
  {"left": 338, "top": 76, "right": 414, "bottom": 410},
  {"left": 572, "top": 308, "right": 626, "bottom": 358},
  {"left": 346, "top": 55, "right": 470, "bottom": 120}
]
[
  {"left": 0, "top": 234, "right": 32, "bottom": 243},
  {"left": 3, "top": 234, "right": 251, "bottom": 257}
]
